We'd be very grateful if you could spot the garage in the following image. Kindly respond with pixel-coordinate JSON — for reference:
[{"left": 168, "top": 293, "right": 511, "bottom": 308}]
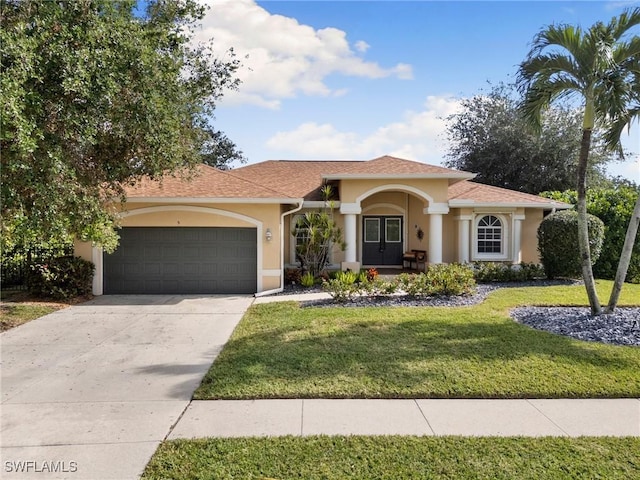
[{"left": 103, "top": 227, "right": 257, "bottom": 294}]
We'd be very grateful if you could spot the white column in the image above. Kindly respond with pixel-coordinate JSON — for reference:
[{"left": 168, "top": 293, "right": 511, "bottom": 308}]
[
  {"left": 343, "top": 213, "right": 357, "bottom": 262},
  {"left": 425, "top": 203, "right": 449, "bottom": 264},
  {"left": 457, "top": 216, "right": 472, "bottom": 263},
  {"left": 340, "top": 202, "right": 362, "bottom": 268},
  {"left": 92, "top": 246, "right": 103, "bottom": 295},
  {"left": 429, "top": 214, "right": 443, "bottom": 264},
  {"left": 513, "top": 214, "right": 525, "bottom": 264}
]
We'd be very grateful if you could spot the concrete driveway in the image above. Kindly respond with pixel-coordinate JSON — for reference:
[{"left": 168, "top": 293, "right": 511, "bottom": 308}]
[{"left": 0, "top": 295, "right": 253, "bottom": 479}]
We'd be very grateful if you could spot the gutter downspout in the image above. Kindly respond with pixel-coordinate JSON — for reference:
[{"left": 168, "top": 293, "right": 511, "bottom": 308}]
[{"left": 254, "top": 199, "right": 304, "bottom": 297}]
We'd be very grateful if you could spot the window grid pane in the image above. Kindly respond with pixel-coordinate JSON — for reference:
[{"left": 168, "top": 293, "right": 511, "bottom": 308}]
[{"left": 477, "top": 215, "right": 502, "bottom": 254}]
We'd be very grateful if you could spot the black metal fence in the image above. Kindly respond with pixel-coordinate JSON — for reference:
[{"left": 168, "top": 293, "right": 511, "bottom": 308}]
[{"left": 1, "top": 246, "right": 73, "bottom": 292}]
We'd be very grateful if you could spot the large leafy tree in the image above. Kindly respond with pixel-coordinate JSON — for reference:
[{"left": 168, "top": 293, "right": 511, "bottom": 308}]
[
  {"left": 1, "top": 0, "right": 241, "bottom": 253},
  {"left": 517, "top": 8, "right": 640, "bottom": 315},
  {"left": 445, "top": 84, "right": 612, "bottom": 194}
]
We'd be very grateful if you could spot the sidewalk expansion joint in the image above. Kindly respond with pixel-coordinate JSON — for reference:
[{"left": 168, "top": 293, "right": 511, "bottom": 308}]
[
  {"left": 414, "top": 400, "right": 436, "bottom": 435},
  {"left": 525, "top": 399, "right": 569, "bottom": 436},
  {"left": 164, "top": 400, "right": 192, "bottom": 442}
]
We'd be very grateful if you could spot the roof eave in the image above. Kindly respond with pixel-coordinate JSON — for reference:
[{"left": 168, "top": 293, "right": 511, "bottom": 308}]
[
  {"left": 448, "top": 200, "right": 573, "bottom": 209},
  {"left": 126, "top": 197, "right": 300, "bottom": 204}
]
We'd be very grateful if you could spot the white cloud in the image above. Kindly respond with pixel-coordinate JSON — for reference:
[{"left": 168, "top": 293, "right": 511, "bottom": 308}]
[
  {"left": 265, "top": 96, "right": 463, "bottom": 164},
  {"left": 354, "top": 40, "right": 370, "bottom": 53},
  {"left": 196, "top": 0, "right": 413, "bottom": 108}
]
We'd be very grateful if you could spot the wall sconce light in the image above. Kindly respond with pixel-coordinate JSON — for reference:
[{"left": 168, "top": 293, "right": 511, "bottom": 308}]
[{"left": 265, "top": 228, "right": 272, "bottom": 241}]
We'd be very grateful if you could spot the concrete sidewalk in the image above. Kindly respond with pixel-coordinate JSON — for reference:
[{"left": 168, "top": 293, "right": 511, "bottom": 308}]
[{"left": 169, "top": 398, "right": 640, "bottom": 439}]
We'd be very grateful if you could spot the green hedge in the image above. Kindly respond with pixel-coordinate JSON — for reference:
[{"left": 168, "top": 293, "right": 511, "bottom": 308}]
[
  {"left": 537, "top": 210, "right": 604, "bottom": 279},
  {"left": 541, "top": 186, "right": 640, "bottom": 283},
  {"left": 473, "top": 262, "right": 545, "bottom": 283},
  {"left": 27, "top": 256, "right": 95, "bottom": 300}
]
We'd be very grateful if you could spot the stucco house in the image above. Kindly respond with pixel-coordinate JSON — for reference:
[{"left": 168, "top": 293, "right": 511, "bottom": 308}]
[{"left": 74, "top": 155, "right": 571, "bottom": 295}]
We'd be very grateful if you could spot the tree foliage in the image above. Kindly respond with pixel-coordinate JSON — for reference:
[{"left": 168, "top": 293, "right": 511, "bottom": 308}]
[
  {"left": 1, "top": 0, "right": 241, "bottom": 252},
  {"left": 200, "top": 129, "right": 246, "bottom": 170},
  {"left": 537, "top": 210, "right": 605, "bottom": 280},
  {"left": 542, "top": 184, "right": 640, "bottom": 283},
  {"left": 445, "top": 84, "right": 612, "bottom": 194}
]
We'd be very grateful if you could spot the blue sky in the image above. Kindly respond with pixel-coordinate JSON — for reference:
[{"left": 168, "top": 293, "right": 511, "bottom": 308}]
[{"left": 197, "top": 1, "right": 639, "bottom": 182}]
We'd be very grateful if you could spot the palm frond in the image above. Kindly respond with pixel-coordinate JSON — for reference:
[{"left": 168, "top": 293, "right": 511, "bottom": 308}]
[
  {"left": 608, "top": 7, "right": 640, "bottom": 40},
  {"left": 518, "top": 77, "right": 582, "bottom": 132},
  {"left": 603, "top": 105, "right": 640, "bottom": 155}
]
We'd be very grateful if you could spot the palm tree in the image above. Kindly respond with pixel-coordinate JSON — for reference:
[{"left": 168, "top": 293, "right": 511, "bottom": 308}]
[{"left": 517, "top": 8, "right": 640, "bottom": 315}]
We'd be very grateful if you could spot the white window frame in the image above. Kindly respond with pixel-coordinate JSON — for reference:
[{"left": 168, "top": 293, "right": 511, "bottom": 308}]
[{"left": 472, "top": 213, "right": 510, "bottom": 261}]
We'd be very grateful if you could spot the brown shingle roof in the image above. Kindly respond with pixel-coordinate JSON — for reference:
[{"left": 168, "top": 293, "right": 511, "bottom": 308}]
[
  {"left": 448, "top": 180, "right": 571, "bottom": 207},
  {"left": 232, "top": 155, "right": 473, "bottom": 201},
  {"left": 323, "top": 155, "right": 472, "bottom": 177},
  {"left": 123, "top": 157, "right": 569, "bottom": 209},
  {"left": 125, "top": 164, "right": 294, "bottom": 200},
  {"left": 232, "top": 160, "right": 357, "bottom": 201}
]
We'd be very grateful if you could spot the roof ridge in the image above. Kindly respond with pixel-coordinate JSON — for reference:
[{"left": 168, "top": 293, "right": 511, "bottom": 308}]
[{"left": 221, "top": 167, "right": 296, "bottom": 199}]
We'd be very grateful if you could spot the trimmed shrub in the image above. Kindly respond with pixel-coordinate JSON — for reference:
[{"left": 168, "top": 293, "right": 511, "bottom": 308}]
[
  {"left": 537, "top": 210, "right": 604, "bottom": 279},
  {"left": 474, "top": 262, "right": 545, "bottom": 283},
  {"left": 425, "top": 263, "right": 476, "bottom": 296},
  {"left": 322, "top": 278, "right": 358, "bottom": 302},
  {"left": 27, "top": 256, "right": 95, "bottom": 300}
]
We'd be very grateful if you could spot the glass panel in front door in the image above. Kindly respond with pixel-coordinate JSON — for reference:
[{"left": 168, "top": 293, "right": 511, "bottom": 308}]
[
  {"left": 385, "top": 218, "right": 401, "bottom": 243},
  {"left": 364, "top": 218, "right": 380, "bottom": 242}
]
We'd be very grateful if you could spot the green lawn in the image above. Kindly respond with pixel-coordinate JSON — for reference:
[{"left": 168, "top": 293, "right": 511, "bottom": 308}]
[
  {"left": 142, "top": 436, "right": 640, "bottom": 480},
  {"left": 194, "top": 280, "right": 640, "bottom": 399},
  {"left": 0, "top": 304, "right": 59, "bottom": 332}
]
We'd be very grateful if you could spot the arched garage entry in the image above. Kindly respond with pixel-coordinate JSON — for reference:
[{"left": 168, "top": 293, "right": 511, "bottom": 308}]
[{"left": 102, "top": 206, "right": 261, "bottom": 294}]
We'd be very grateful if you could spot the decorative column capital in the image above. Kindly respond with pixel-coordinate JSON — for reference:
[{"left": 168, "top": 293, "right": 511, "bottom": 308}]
[
  {"left": 425, "top": 202, "right": 450, "bottom": 215},
  {"left": 340, "top": 203, "right": 362, "bottom": 215}
]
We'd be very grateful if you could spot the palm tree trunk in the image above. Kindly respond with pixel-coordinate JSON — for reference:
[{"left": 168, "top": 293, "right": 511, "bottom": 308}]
[
  {"left": 605, "top": 192, "right": 640, "bottom": 313},
  {"left": 576, "top": 128, "right": 602, "bottom": 315}
]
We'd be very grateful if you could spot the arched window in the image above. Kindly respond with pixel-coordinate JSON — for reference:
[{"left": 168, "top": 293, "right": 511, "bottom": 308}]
[{"left": 477, "top": 215, "right": 502, "bottom": 254}]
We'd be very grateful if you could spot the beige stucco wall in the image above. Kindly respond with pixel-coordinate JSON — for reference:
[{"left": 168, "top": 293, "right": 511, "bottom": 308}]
[
  {"left": 521, "top": 208, "right": 543, "bottom": 263},
  {"left": 73, "top": 239, "right": 93, "bottom": 263},
  {"left": 442, "top": 214, "right": 457, "bottom": 263},
  {"left": 339, "top": 178, "right": 449, "bottom": 204}
]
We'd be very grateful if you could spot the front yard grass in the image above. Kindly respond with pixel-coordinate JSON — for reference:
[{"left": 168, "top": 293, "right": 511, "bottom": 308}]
[
  {"left": 0, "top": 291, "right": 69, "bottom": 332},
  {"left": 194, "top": 280, "right": 640, "bottom": 399},
  {"left": 142, "top": 436, "right": 640, "bottom": 480}
]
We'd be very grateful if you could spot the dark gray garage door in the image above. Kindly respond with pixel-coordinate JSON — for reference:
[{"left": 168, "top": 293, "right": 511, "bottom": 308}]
[{"left": 104, "top": 227, "right": 257, "bottom": 294}]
